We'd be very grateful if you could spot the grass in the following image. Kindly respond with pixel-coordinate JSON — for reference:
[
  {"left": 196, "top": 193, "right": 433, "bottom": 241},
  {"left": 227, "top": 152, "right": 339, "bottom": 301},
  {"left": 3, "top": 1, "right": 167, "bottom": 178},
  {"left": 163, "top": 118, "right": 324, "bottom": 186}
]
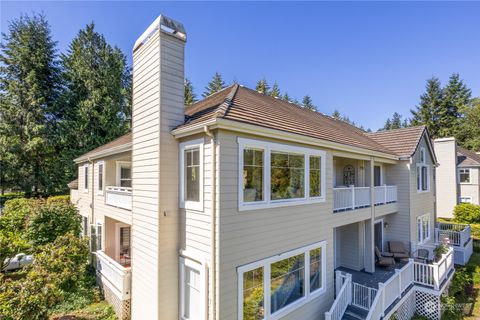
[
  {"left": 463, "top": 241, "right": 480, "bottom": 320},
  {"left": 50, "top": 300, "right": 117, "bottom": 320}
]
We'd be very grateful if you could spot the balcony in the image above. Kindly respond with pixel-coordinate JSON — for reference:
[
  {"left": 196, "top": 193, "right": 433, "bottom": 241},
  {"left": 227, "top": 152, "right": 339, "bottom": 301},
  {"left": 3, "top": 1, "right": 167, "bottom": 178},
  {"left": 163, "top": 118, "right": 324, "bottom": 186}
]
[
  {"left": 105, "top": 186, "right": 132, "bottom": 210},
  {"left": 95, "top": 250, "right": 131, "bottom": 299},
  {"left": 333, "top": 185, "right": 397, "bottom": 212},
  {"left": 436, "top": 222, "right": 473, "bottom": 265}
]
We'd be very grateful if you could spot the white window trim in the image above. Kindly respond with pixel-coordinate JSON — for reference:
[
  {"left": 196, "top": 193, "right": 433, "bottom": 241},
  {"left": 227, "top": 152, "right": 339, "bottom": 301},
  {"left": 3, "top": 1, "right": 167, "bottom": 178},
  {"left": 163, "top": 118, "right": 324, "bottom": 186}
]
[
  {"left": 459, "top": 168, "right": 471, "bottom": 185},
  {"left": 115, "top": 222, "right": 131, "bottom": 262},
  {"left": 460, "top": 196, "right": 473, "bottom": 204},
  {"left": 417, "top": 213, "right": 431, "bottom": 244},
  {"left": 96, "top": 222, "right": 103, "bottom": 251},
  {"left": 179, "top": 257, "right": 206, "bottom": 320},
  {"left": 179, "top": 139, "right": 204, "bottom": 211},
  {"left": 83, "top": 164, "right": 89, "bottom": 193},
  {"left": 238, "top": 138, "right": 326, "bottom": 211},
  {"left": 416, "top": 163, "right": 430, "bottom": 193},
  {"left": 116, "top": 161, "right": 132, "bottom": 187},
  {"left": 97, "top": 161, "right": 105, "bottom": 195},
  {"left": 237, "top": 241, "right": 327, "bottom": 320}
]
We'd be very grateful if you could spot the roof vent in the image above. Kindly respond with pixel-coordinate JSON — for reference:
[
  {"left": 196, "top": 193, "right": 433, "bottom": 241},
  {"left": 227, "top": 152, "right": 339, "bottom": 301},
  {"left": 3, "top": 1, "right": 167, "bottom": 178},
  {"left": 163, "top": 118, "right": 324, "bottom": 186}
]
[{"left": 134, "top": 15, "right": 186, "bottom": 51}]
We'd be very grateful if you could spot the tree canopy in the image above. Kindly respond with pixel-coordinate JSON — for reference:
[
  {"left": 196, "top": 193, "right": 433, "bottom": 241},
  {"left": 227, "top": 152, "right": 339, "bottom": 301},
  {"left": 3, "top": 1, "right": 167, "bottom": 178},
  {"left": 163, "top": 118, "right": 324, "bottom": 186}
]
[{"left": 203, "top": 72, "right": 226, "bottom": 97}]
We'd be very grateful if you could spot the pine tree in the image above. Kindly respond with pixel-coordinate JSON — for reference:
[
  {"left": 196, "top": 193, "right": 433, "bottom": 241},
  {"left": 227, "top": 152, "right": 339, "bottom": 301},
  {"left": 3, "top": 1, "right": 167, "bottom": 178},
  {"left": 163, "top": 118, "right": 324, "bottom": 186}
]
[
  {"left": 390, "top": 112, "right": 402, "bottom": 129},
  {"left": 0, "top": 13, "right": 60, "bottom": 195},
  {"left": 382, "top": 118, "right": 392, "bottom": 131},
  {"left": 332, "top": 110, "right": 341, "bottom": 119},
  {"left": 302, "top": 96, "right": 316, "bottom": 111},
  {"left": 184, "top": 78, "right": 197, "bottom": 106},
  {"left": 203, "top": 72, "right": 226, "bottom": 97},
  {"left": 439, "top": 73, "right": 472, "bottom": 137},
  {"left": 59, "top": 22, "right": 132, "bottom": 186},
  {"left": 411, "top": 77, "right": 443, "bottom": 138},
  {"left": 270, "top": 83, "right": 281, "bottom": 98},
  {"left": 255, "top": 78, "right": 270, "bottom": 95},
  {"left": 282, "top": 92, "right": 291, "bottom": 102},
  {"left": 402, "top": 118, "right": 409, "bottom": 128},
  {"left": 458, "top": 98, "right": 480, "bottom": 151}
]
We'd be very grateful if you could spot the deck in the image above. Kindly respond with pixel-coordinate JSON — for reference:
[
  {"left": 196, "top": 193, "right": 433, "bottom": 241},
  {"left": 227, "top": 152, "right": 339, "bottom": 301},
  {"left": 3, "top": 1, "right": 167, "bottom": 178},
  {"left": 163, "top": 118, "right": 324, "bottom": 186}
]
[{"left": 336, "top": 262, "right": 407, "bottom": 289}]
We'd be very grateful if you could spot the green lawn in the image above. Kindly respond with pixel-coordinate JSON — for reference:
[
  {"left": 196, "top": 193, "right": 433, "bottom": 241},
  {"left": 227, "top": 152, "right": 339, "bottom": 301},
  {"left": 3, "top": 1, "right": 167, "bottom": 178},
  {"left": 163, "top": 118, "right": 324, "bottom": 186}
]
[{"left": 463, "top": 242, "right": 480, "bottom": 320}]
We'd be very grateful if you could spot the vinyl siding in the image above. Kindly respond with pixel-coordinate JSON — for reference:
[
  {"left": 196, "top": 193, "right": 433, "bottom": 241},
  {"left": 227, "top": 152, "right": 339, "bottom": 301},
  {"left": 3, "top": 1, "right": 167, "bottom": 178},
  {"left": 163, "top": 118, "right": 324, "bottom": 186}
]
[
  {"left": 75, "top": 162, "right": 93, "bottom": 220},
  {"left": 459, "top": 167, "right": 480, "bottom": 205},
  {"left": 434, "top": 139, "right": 458, "bottom": 218},
  {"left": 337, "top": 222, "right": 364, "bottom": 270}
]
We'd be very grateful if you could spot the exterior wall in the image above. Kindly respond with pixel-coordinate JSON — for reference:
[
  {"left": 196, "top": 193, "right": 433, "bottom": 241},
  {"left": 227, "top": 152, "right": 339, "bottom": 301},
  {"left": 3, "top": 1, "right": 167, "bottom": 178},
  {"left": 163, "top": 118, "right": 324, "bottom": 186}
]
[
  {"left": 409, "top": 135, "right": 436, "bottom": 245},
  {"left": 337, "top": 222, "right": 364, "bottom": 270},
  {"left": 459, "top": 167, "right": 480, "bottom": 205},
  {"left": 433, "top": 138, "right": 458, "bottom": 218},
  {"left": 130, "top": 26, "right": 185, "bottom": 320},
  {"left": 75, "top": 161, "right": 93, "bottom": 220},
  {"left": 333, "top": 158, "right": 366, "bottom": 187}
]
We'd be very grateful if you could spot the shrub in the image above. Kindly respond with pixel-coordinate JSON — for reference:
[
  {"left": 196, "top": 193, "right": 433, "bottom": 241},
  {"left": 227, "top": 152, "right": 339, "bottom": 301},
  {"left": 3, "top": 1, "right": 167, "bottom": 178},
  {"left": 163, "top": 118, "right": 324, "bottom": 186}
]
[
  {"left": 0, "top": 192, "right": 24, "bottom": 207},
  {"left": 434, "top": 243, "right": 449, "bottom": 261},
  {"left": 0, "top": 198, "right": 36, "bottom": 233},
  {"left": 46, "top": 195, "right": 70, "bottom": 204},
  {"left": 453, "top": 203, "right": 480, "bottom": 224}
]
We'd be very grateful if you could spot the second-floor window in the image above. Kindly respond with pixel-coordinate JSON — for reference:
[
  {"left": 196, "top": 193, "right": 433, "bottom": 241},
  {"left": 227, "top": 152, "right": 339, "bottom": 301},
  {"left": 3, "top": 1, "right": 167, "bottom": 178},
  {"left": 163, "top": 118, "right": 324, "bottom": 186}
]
[
  {"left": 459, "top": 169, "right": 470, "bottom": 183},
  {"left": 116, "top": 162, "right": 132, "bottom": 188},
  {"left": 180, "top": 139, "right": 204, "bottom": 211},
  {"left": 239, "top": 138, "right": 326, "bottom": 211},
  {"left": 84, "top": 164, "right": 89, "bottom": 192},
  {"left": 98, "top": 162, "right": 104, "bottom": 194}
]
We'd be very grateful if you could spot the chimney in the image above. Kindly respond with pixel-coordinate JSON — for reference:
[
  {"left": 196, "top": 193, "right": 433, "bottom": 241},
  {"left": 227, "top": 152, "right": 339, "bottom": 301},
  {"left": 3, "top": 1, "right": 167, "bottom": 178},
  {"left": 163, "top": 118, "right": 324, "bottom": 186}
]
[
  {"left": 433, "top": 137, "right": 458, "bottom": 218},
  {"left": 131, "top": 16, "right": 186, "bottom": 319}
]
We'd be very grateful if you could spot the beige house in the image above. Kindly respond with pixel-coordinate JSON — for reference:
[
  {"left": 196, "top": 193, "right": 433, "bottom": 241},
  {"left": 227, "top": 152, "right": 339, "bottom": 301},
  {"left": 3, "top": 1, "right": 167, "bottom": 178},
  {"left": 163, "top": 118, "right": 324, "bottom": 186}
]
[
  {"left": 434, "top": 137, "right": 480, "bottom": 218},
  {"left": 69, "top": 15, "right": 471, "bottom": 320}
]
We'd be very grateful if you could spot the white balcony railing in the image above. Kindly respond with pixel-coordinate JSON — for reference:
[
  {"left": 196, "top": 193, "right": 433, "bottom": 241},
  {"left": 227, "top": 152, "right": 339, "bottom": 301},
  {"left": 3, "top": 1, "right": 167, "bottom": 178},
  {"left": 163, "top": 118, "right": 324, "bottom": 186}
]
[
  {"left": 436, "top": 222, "right": 471, "bottom": 247},
  {"left": 96, "top": 250, "right": 132, "bottom": 299},
  {"left": 105, "top": 186, "right": 132, "bottom": 210},
  {"left": 413, "top": 246, "right": 454, "bottom": 290},
  {"left": 333, "top": 185, "right": 397, "bottom": 212}
]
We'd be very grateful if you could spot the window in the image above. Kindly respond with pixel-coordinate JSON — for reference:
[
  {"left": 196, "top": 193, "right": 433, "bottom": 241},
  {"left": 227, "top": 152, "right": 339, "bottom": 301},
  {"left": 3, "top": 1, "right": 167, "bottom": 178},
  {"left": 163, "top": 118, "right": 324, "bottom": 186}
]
[
  {"left": 460, "top": 196, "right": 472, "bottom": 204},
  {"left": 374, "top": 166, "right": 382, "bottom": 187},
  {"left": 180, "top": 258, "right": 205, "bottom": 320},
  {"left": 98, "top": 162, "right": 104, "bottom": 194},
  {"left": 239, "top": 138, "right": 326, "bottom": 211},
  {"left": 116, "top": 162, "right": 132, "bottom": 188},
  {"left": 180, "top": 139, "right": 204, "bottom": 211},
  {"left": 238, "top": 241, "right": 326, "bottom": 320},
  {"left": 459, "top": 169, "right": 471, "bottom": 184},
  {"left": 417, "top": 213, "right": 431, "bottom": 243},
  {"left": 116, "top": 224, "right": 131, "bottom": 266},
  {"left": 84, "top": 164, "right": 89, "bottom": 192},
  {"left": 420, "top": 147, "right": 426, "bottom": 163},
  {"left": 416, "top": 164, "right": 429, "bottom": 192},
  {"left": 96, "top": 223, "right": 103, "bottom": 251},
  {"left": 82, "top": 216, "right": 88, "bottom": 237}
]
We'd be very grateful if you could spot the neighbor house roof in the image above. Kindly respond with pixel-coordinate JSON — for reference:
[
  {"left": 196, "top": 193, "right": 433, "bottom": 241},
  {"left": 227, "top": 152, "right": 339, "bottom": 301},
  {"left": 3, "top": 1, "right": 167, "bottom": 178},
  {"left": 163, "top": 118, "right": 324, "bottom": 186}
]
[
  {"left": 366, "top": 126, "right": 427, "bottom": 158},
  {"left": 67, "top": 179, "right": 78, "bottom": 189},
  {"left": 457, "top": 146, "right": 480, "bottom": 167},
  {"left": 182, "top": 84, "right": 398, "bottom": 155},
  {"left": 74, "top": 133, "right": 132, "bottom": 163}
]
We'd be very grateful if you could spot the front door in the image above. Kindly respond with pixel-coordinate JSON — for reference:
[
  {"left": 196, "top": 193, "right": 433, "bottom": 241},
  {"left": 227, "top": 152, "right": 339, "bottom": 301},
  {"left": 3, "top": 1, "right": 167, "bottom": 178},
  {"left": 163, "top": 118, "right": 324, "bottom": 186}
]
[{"left": 374, "top": 221, "right": 383, "bottom": 251}]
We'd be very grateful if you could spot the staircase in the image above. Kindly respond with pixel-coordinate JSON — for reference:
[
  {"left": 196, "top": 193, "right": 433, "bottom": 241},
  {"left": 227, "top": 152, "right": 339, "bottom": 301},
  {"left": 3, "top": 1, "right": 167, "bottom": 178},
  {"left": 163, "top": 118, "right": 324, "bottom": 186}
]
[{"left": 342, "top": 305, "right": 368, "bottom": 320}]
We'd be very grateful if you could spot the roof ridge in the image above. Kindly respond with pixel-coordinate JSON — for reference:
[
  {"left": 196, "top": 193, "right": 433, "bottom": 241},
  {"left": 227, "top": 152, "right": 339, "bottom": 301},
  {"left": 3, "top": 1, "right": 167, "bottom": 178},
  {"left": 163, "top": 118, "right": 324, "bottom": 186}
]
[
  {"left": 367, "top": 125, "right": 426, "bottom": 136},
  {"left": 215, "top": 83, "right": 239, "bottom": 118},
  {"left": 457, "top": 145, "right": 480, "bottom": 164}
]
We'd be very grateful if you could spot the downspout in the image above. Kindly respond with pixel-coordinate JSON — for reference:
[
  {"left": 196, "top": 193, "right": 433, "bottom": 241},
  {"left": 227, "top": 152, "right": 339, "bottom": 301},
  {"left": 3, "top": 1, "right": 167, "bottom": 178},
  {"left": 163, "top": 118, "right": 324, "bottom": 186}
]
[
  {"left": 204, "top": 125, "right": 217, "bottom": 320},
  {"left": 88, "top": 157, "right": 95, "bottom": 259}
]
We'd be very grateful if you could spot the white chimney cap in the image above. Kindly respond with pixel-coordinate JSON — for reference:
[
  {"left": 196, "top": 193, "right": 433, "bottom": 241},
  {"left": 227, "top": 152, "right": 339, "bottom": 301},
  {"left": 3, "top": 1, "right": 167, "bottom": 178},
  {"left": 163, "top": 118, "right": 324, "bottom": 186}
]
[{"left": 134, "top": 15, "right": 186, "bottom": 51}]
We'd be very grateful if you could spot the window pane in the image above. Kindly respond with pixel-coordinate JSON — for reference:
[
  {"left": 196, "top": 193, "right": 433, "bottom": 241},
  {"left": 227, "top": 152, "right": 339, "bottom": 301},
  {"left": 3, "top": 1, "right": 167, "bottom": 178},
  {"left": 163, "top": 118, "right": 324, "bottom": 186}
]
[
  {"left": 97, "top": 225, "right": 102, "bottom": 250},
  {"left": 310, "top": 248, "right": 322, "bottom": 292},
  {"left": 119, "top": 227, "right": 131, "bottom": 266},
  {"left": 423, "top": 216, "right": 429, "bottom": 239},
  {"left": 270, "top": 253, "right": 305, "bottom": 314},
  {"left": 421, "top": 167, "right": 428, "bottom": 190},
  {"left": 243, "top": 149, "right": 264, "bottom": 202},
  {"left": 417, "top": 218, "right": 422, "bottom": 242},
  {"left": 121, "top": 166, "right": 131, "bottom": 180},
  {"left": 309, "top": 156, "right": 321, "bottom": 197},
  {"left": 271, "top": 152, "right": 305, "bottom": 200},
  {"left": 185, "top": 148, "right": 200, "bottom": 202},
  {"left": 98, "top": 164, "right": 103, "bottom": 191},
  {"left": 243, "top": 267, "right": 264, "bottom": 320},
  {"left": 85, "top": 166, "right": 88, "bottom": 189},
  {"left": 460, "top": 169, "right": 470, "bottom": 183},
  {"left": 184, "top": 266, "right": 201, "bottom": 319}
]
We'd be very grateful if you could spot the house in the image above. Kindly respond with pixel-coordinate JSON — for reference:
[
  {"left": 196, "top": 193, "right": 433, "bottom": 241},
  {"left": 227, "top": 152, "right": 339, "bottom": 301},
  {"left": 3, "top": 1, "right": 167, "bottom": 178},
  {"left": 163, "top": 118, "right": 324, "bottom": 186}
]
[
  {"left": 434, "top": 137, "right": 480, "bottom": 216},
  {"left": 69, "top": 15, "right": 471, "bottom": 320}
]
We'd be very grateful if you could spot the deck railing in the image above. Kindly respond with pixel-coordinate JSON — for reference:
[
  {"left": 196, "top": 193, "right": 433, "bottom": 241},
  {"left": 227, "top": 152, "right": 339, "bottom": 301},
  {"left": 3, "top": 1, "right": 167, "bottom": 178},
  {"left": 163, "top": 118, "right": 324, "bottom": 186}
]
[
  {"left": 325, "top": 271, "right": 352, "bottom": 320},
  {"left": 436, "top": 222, "right": 471, "bottom": 247},
  {"left": 413, "top": 246, "right": 454, "bottom": 290},
  {"left": 333, "top": 185, "right": 397, "bottom": 212},
  {"left": 352, "top": 282, "right": 378, "bottom": 311},
  {"left": 95, "top": 250, "right": 132, "bottom": 299},
  {"left": 105, "top": 186, "right": 132, "bottom": 210}
]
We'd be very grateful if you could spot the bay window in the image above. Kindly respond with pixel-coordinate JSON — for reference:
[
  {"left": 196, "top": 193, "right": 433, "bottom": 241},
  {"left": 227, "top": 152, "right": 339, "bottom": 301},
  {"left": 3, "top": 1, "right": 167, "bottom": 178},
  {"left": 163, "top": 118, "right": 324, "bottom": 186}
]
[
  {"left": 417, "top": 213, "right": 431, "bottom": 243},
  {"left": 180, "top": 139, "right": 204, "bottom": 211},
  {"left": 239, "top": 138, "right": 326, "bottom": 210},
  {"left": 238, "top": 241, "right": 326, "bottom": 320}
]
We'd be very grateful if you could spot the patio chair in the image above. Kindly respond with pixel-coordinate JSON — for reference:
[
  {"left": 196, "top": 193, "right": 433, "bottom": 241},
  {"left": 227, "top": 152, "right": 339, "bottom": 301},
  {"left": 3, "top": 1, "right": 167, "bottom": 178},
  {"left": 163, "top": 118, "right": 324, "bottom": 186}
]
[
  {"left": 414, "top": 248, "right": 430, "bottom": 264},
  {"left": 388, "top": 241, "right": 410, "bottom": 260},
  {"left": 375, "top": 246, "right": 394, "bottom": 258},
  {"left": 375, "top": 246, "right": 395, "bottom": 268}
]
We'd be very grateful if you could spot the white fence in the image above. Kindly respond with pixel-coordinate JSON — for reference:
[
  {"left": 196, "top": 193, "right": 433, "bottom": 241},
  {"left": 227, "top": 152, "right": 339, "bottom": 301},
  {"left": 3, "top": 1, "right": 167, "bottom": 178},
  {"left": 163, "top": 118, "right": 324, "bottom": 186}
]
[
  {"left": 333, "top": 185, "right": 397, "bottom": 212},
  {"left": 105, "top": 186, "right": 132, "bottom": 210},
  {"left": 325, "top": 272, "right": 352, "bottom": 320},
  {"left": 413, "top": 246, "right": 454, "bottom": 290},
  {"left": 96, "top": 250, "right": 132, "bottom": 299}
]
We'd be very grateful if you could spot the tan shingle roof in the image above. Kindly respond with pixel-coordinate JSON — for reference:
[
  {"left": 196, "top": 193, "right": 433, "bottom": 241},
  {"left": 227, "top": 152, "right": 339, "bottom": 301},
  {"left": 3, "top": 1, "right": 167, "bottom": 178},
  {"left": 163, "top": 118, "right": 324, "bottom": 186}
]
[
  {"left": 366, "top": 126, "right": 426, "bottom": 157},
  {"left": 457, "top": 146, "right": 480, "bottom": 167},
  {"left": 74, "top": 133, "right": 132, "bottom": 162},
  {"left": 183, "top": 85, "right": 396, "bottom": 155}
]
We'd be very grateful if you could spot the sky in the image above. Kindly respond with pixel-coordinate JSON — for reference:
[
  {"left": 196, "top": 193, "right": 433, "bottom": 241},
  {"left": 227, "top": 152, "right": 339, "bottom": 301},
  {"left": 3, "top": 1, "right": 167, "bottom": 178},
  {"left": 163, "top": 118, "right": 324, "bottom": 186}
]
[{"left": 2, "top": 1, "right": 479, "bottom": 130}]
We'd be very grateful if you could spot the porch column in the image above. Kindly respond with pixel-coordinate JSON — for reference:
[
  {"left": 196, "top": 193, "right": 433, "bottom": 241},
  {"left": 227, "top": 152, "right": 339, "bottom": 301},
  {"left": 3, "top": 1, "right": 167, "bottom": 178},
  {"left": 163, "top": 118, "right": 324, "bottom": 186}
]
[{"left": 364, "top": 158, "right": 375, "bottom": 273}]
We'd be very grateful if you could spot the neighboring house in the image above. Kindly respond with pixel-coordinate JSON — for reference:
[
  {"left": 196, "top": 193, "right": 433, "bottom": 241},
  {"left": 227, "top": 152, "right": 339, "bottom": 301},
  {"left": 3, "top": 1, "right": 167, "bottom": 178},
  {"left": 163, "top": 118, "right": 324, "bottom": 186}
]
[
  {"left": 434, "top": 137, "right": 480, "bottom": 218},
  {"left": 68, "top": 15, "right": 471, "bottom": 320}
]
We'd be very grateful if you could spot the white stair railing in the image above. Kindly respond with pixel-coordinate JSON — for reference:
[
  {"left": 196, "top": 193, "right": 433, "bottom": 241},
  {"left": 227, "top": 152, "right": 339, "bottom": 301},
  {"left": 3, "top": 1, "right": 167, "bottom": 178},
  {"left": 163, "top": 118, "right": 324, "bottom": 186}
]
[
  {"left": 325, "top": 272, "right": 352, "bottom": 320},
  {"left": 352, "top": 282, "right": 377, "bottom": 311}
]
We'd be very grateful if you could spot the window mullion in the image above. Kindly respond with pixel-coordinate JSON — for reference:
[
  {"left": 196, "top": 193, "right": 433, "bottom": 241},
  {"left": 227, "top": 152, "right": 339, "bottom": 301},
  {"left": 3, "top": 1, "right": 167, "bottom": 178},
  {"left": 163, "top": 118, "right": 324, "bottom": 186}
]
[
  {"left": 265, "top": 148, "right": 271, "bottom": 204},
  {"left": 305, "top": 154, "right": 310, "bottom": 200},
  {"left": 305, "top": 249, "right": 311, "bottom": 297},
  {"left": 265, "top": 263, "right": 271, "bottom": 319}
]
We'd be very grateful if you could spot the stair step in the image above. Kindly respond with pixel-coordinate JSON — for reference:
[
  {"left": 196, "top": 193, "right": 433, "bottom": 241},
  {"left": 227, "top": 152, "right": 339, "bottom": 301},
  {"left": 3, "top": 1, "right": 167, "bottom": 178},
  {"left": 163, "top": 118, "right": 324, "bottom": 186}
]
[{"left": 342, "top": 305, "right": 368, "bottom": 320}]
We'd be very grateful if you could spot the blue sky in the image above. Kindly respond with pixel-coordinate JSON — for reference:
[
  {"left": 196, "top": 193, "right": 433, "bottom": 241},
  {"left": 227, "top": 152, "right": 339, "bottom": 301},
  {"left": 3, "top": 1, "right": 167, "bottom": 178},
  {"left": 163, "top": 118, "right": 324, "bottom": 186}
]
[{"left": 2, "top": 1, "right": 479, "bottom": 130}]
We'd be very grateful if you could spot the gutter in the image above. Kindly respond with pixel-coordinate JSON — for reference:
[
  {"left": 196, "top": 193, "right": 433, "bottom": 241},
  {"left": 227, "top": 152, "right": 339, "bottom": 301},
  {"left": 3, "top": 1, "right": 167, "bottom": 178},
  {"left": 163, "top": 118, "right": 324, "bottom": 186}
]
[
  {"left": 203, "top": 125, "right": 217, "bottom": 320},
  {"left": 74, "top": 143, "right": 132, "bottom": 163}
]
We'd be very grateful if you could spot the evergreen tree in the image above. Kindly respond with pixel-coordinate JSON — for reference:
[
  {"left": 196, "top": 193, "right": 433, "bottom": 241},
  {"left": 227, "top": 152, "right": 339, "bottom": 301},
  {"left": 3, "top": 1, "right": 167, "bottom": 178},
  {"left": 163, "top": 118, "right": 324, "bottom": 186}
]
[
  {"left": 382, "top": 118, "right": 392, "bottom": 131},
  {"left": 390, "top": 112, "right": 402, "bottom": 129},
  {"left": 458, "top": 98, "right": 480, "bottom": 151},
  {"left": 410, "top": 77, "right": 443, "bottom": 138},
  {"left": 439, "top": 73, "right": 472, "bottom": 137},
  {"left": 59, "top": 22, "right": 131, "bottom": 187},
  {"left": 270, "top": 83, "right": 281, "bottom": 98},
  {"left": 302, "top": 95, "right": 316, "bottom": 111},
  {"left": 184, "top": 78, "right": 197, "bottom": 106},
  {"left": 332, "top": 110, "right": 341, "bottom": 119},
  {"left": 255, "top": 78, "right": 270, "bottom": 95},
  {"left": 0, "top": 13, "right": 60, "bottom": 195},
  {"left": 402, "top": 118, "right": 409, "bottom": 128},
  {"left": 282, "top": 92, "right": 291, "bottom": 102},
  {"left": 203, "top": 72, "right": 226, "bottom": 97}
]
